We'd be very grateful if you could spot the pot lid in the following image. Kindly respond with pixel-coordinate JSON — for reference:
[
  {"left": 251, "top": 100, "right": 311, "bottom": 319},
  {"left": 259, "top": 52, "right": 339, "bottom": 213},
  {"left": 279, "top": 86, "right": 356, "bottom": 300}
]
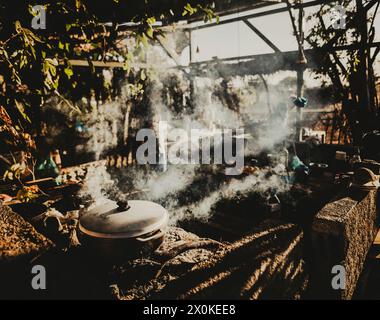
[{"left": 79, "top": 200, "right": 168, "bottom": 239}]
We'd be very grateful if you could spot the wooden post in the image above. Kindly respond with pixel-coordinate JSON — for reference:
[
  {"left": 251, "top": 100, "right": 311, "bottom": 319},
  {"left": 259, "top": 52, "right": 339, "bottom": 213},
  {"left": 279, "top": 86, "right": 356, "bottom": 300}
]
[
  {"left": 189, "top": 30, "right": 193, "bottom": 64},
  {"left": 356, "top": 0, "right": 372, "bottom": 139},
  {"left": 286, "top": 0, "right": 307, "bottom": 142},
  {"left": 296, "top": 3, "right": 305, "bottom": 142},
  {"left": 188, "top": 30, "right": 195, "bottom": 111}
]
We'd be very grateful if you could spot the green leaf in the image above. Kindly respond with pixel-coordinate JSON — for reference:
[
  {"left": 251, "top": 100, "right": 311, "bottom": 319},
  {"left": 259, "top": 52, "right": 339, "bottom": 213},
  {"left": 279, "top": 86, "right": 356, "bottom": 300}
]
[
  {"left": 49, "top": 64, "right": 57, "bottom": 77},
  {"left": 146, "top": 27, "right": 154, "bottom": 39},
  {"left": 3, "top": 170, "right": 9, "bottom": 181},
  {"left": 183, "top": 3, "right": 197, "bottom": 16},
  {"left": 45, "top": 58, "right": 58, "bottom": 66},
  {"left": 64, "top": 67, "right": 74, "bottom": 79},
  {"left": 30, "top": 46, "right": 36, "bottom": 60},
  {"left": 24, "top": 29, "right": 43, "bottom": 43},
  {"left": 75, "top": 0, "right": 81, "bottom": 10},
  {"left": 15, "top": 100, "right": 31, "bottom": 123},
  {"left": 1, "top": 48, "right": 9, "bottom": 59},
  {"left": 123, "top": 61, "right": 130, "bottom": 71},
  {"left": 15, "top": 21, "right": 22, "bottom": 33},
  {"left": 146, "top": 16, "right": 156, "bottom": 25},
  {"left": 53, "top": 78, "right": 59, "bottom": 90}
]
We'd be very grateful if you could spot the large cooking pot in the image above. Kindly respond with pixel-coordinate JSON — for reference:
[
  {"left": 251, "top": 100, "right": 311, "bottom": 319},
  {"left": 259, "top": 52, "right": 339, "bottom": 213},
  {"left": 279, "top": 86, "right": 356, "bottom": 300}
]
[{"left": 78, "top": 200, "right": 168, "bottom": 261}]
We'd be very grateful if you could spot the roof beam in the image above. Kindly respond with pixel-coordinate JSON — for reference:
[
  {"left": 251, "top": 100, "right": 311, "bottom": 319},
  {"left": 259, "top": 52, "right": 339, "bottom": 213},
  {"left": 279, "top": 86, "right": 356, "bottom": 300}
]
[
  {"left": 156, "top": 35, "right": 183, "bottom": 67},
  {"left": 67, "top": 43, "right": 380, "bottom": 69},
  {"left": 189, "top": 42, "right": 380, "bottom": 67},
  {"left": 371, "top": 45, "right": 380, "bottom": 65},
  {"left": 186, "top": 1, "right": 281, "bottom": 23},
  {"left": 187, "top": 0, "right": 337, "bottom": 31},
  {"left": 67, "top": 60, "right": 145, "bottom": 68},
  {"left": 243, "top": 19, "right": 281, "bottom": 52}
]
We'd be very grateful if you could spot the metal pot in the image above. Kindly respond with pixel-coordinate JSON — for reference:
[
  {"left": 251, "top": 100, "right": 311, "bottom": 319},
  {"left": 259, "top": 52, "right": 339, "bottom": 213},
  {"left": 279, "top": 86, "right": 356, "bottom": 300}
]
[{"left": 78, "top": 200, "right": 168, "bottom": 261}]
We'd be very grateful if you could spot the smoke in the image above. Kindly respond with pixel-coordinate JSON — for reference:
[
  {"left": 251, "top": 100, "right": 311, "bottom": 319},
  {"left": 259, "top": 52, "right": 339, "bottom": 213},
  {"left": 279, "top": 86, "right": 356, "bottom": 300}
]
[
  {"left": 128, "top": 63, "right": 294, "bottom": 224},
  {"left": 78, "top": 163, "right": 114, "bottom": 208},
  {"left": 135, "top": 165, "right": 200, "bottom": 200},
  {"left": 49, "top": 32, "right": 299, "bottom": 225},
  {"left": 85, "top": 100, "right": 125, "bottom": 160},
  {"left": 163, "top": 168, "right": 289, "bottom": 225}
]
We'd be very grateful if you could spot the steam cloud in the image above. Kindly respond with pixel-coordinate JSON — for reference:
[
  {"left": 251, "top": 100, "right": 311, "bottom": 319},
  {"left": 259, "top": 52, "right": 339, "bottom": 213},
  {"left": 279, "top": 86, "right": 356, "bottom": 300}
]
[{"left": 50, "top": 33, "right": 297, "bottom": 225}]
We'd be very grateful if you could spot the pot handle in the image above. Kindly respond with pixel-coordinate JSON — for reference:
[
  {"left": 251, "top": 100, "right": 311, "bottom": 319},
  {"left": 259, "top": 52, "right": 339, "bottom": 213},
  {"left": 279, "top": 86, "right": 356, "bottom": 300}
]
[{"left": 136, "top": 229, "right": 165, "bottom": 243}]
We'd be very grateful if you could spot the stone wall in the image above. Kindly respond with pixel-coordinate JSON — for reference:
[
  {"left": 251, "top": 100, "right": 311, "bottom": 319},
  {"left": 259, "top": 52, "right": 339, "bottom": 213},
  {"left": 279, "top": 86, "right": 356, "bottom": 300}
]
[
  {"left": 0, "top": 202, "right": 53, "bottom": 262},
  {"left": 310, "top": 189, "right": 379, "bottom": 299},
  {"left": 0, "top": 202, "right": 54, "bottom": 299}
]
